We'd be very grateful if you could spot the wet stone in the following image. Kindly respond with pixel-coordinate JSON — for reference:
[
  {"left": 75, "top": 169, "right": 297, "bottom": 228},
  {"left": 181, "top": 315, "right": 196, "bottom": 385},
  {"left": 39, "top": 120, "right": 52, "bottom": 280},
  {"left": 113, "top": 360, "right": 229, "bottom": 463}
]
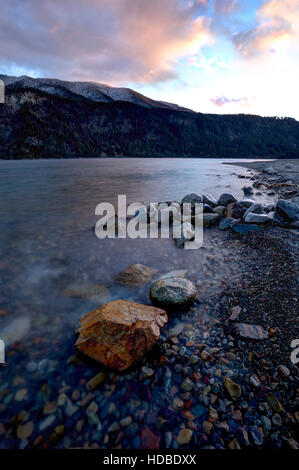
[
  {"left": 276, "top": 199, "right": 299, "bottom": 221},
  {"left": 224, "top": 377, "right": 242, "bottom": 401},
  {"left": 39, "top": 415, "right": 55, "bottom": 432},
  {"left": 232, "top": 224, "right": 261, "bottom": 234},
  {"left": 202, "top": 193, "right": 217, "bottom": 207},
  {"left": 244, "top": 213, "right": 268, "bottom": 224},
  {"left": 203, "top": 213, "right": 220, "bottom": 227},
  {"left": 213, "top": 205, "right": 226, "bottom": 217},
  {"left": 277, "top": 365, "right": 290, "bottom": 377},
  {"left": 181, "top": 379, "right": 194, "bottom": 392},
  {"left": 202, "top": 421, "right": 213, "bottom": 435},
  {"left": 176, "top": 428, "right": 193, "bottom": 445},
  {"left": 249, "top": 426, "right": 263, "bottom": 446},
  {"left": 17, "top": 421, "right": 34, "bottom": 441},
  {"left": 250, "top": 374, "right": 261, "bottom": 388},
  {"left": 217, "top": 193, "right": 237, "bottom": 206},
  {"left": 219, "top": 218, "right": 235, "bottom": 230},
  {"left": 232, "top": 323, "right": 269, "bottom": 340},
  {"left": 181, "top": 193, "right": 202, "bottom": 207},
  {"left": 76, "top": 300, "right": 167, "bottom": 370},
  {"left": 140, "top": 426, "right": 160, "bottom": 449},
  {"left": 86, "top": 373, "right": 106, "bottom": 391},
  {"left": 150, "top": 277, "right": 196, "bottom": 310},
  {"left": 44, "top": 402, "right": 57, "bottom": 415}
]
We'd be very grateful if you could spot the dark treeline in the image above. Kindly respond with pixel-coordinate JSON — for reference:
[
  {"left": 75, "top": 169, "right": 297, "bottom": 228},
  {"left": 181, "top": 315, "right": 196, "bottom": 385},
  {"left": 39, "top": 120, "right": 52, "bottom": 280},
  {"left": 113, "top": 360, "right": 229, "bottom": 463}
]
[{"left": 0, "top": 86, "right": 298, "bottom": 159}]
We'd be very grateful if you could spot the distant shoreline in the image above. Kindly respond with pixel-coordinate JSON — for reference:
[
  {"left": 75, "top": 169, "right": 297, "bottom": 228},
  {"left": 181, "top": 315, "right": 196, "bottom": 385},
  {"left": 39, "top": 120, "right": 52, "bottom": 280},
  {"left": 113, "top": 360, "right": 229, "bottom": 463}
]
[{"left": 0, "top": 155, "right": 287, "bottom": 161}]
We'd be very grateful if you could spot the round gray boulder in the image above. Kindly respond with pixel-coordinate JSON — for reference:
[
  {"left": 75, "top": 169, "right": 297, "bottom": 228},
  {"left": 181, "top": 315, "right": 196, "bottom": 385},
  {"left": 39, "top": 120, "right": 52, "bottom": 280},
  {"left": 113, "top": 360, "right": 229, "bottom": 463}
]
[
  {"left": 276, "top": 199, "right": 299, "bottom": 222},
  {"left": 217, "top": 193, "right": 237, "bottom": 206},
  {"left": 181, "top": 193, "right": 202, "bottom": 206},
  {"left": 150, "top": 277, "right": 197, "bottom": 310}
]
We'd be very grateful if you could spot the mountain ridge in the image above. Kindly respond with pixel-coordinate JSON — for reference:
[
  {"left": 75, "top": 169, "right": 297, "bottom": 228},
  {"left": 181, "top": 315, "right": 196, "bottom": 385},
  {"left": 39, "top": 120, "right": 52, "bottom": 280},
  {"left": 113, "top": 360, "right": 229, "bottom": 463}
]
[
  {"left": 0, "top": 75, "right": 298, "bottom": 159},
  {"left": 0, "top": 74, "right": 193, "bottom": 112}
]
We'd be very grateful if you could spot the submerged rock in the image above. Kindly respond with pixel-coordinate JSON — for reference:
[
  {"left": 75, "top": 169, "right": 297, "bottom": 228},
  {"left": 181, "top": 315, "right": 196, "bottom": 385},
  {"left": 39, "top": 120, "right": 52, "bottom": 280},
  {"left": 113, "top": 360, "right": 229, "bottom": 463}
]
[
  {"left": 242, "top": 186, "right": 254, "bottom": 196},
  {"left": 263, "top": 166, "right": 277, "bottom": 175},
  {"left": 75, "top": 300, "right": 167, "bottom": 371},
  {"left": 169, "top": 322, "right": 185, "bottom": 337},
  {"left": 217, "top": 193, "right": 237, "bottom": 206},
  {"left": 1, "top": 316, "right": 31, "bottom": 346},
  {"left": 63, "top": 283, "right": 111, "bottom": 303},
  {"left": 114, "top": 264, "right": 156, "bottom": 286},
  {"left": 150, "top": 277, "right": 196, "bottom": 310}
]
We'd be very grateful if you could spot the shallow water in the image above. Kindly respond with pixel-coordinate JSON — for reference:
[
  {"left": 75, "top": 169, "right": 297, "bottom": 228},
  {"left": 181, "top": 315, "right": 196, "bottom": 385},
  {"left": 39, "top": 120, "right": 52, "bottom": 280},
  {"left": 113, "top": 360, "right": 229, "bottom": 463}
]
[
  {"left": 0, "top": 158, "right": 267, "bottom": 341},
  {"left": 0, "top": 158, "right": 273, "bottom": 448}
]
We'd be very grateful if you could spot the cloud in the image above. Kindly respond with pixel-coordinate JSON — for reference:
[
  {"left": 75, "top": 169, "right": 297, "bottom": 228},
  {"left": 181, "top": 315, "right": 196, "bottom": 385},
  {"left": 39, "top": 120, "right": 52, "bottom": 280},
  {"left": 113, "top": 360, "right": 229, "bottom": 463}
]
[
  {"left": 232, "top": 0, "right": 299, "bottom": 57},
  {"left": 0, "top": 0, "right": 212, "bottom": 84},
  {"left": 188, "top": 52, "right": 231, "bottom": 70},
  {"left": 210, "top": 95, "right": 250, "bottom": 107},
  {"left": 214, "top": 0, "right": 237, "bottom": 16}
]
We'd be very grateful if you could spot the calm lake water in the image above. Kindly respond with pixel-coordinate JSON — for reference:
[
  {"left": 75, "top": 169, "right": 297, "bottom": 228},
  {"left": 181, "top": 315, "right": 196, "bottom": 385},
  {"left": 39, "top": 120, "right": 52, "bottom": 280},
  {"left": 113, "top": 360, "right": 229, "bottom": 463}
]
[
  {"left": 0, "top": 158, "right": 273, "bottom": 449},
  {"left": 0, "top": 158, "right": 269, "bottom": 346}
]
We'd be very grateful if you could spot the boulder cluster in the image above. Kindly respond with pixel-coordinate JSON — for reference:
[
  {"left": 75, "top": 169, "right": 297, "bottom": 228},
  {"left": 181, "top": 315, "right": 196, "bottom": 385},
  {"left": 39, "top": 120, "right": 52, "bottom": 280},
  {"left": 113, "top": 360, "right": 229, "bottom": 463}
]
[
  {"left": 76, "top": 265, "right": 197, "bottom": 371},
  {"left": 75, "top": 192, "right": 299, "bottom": 371},
  {"left": 175, "top": 192, "right": 299, "bottom": 246},
  {"left": 131, "top": 192, "right": 299, "bottom": 247}
]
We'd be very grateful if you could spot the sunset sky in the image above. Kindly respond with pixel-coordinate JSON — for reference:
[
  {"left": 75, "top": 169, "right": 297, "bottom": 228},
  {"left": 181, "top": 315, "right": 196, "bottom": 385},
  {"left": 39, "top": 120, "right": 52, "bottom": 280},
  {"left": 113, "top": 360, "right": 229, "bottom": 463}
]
[{"left": 1, "top": 0, "right": 299, "bottom": 119}]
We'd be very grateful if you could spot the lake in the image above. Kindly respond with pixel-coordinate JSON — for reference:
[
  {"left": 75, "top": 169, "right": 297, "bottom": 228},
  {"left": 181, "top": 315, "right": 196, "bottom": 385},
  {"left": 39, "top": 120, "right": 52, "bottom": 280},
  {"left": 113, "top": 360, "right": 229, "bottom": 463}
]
[{"left": 0, "top": 158, "right": 271, "bottom": 448}]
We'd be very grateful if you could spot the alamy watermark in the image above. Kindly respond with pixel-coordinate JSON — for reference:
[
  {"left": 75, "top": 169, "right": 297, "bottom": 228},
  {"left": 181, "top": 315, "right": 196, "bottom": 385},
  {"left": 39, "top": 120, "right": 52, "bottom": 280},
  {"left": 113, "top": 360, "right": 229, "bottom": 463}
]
[
  {"left": 95, "top": 195, "right": 203, "bottom": 249},
  {"left": 0, "top": 339, "right": 5, "bottom": 364},
  {"left": 0, "top": 79, "right": 5, "bottom": 104}
]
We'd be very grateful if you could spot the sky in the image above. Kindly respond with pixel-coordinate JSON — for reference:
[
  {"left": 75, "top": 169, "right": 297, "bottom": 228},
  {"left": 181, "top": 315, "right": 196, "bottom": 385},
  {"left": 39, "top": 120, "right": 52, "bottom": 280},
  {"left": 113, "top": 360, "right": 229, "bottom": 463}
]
[{"left": 0, "top": 0, "right": 299, "bottom": 119}]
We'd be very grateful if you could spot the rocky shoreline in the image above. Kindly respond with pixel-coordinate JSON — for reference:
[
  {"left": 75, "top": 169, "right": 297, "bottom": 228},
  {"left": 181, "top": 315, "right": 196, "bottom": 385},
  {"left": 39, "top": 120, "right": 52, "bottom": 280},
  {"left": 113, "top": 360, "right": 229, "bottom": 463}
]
[{"left": 0, "top": 160, "right": 298, "bottom": 450}]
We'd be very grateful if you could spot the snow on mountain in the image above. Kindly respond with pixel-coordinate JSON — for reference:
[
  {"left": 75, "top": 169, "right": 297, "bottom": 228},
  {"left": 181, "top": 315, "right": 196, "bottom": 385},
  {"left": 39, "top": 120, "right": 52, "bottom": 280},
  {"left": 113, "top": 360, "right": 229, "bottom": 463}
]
[{"left": 0, "top": 75, "right": 192, "bottom": 111}]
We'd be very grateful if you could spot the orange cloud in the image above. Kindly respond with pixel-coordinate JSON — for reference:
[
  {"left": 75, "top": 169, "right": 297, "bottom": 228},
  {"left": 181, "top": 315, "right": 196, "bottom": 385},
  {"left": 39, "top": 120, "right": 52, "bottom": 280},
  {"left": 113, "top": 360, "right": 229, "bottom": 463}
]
[{"left": 233, "top": 0, "right": 299, "bottom": 56}]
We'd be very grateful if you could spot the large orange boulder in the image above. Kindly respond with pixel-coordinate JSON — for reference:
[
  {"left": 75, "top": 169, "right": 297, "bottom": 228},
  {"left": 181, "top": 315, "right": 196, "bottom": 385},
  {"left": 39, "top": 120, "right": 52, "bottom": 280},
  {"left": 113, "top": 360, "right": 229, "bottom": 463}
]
[{"left": 75, "top": 300, "right": 167, "bottom": 371}]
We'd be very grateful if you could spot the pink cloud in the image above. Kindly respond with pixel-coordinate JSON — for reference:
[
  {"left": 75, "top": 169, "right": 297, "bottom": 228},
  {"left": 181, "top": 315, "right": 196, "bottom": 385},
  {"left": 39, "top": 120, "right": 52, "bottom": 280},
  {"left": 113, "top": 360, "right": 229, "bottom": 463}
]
[
  {"left": 210, "top": 95, "right": 250, "bottom": 107},
  {"left": 0, "top": 0, "right": 212, "bottom": 84}
]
